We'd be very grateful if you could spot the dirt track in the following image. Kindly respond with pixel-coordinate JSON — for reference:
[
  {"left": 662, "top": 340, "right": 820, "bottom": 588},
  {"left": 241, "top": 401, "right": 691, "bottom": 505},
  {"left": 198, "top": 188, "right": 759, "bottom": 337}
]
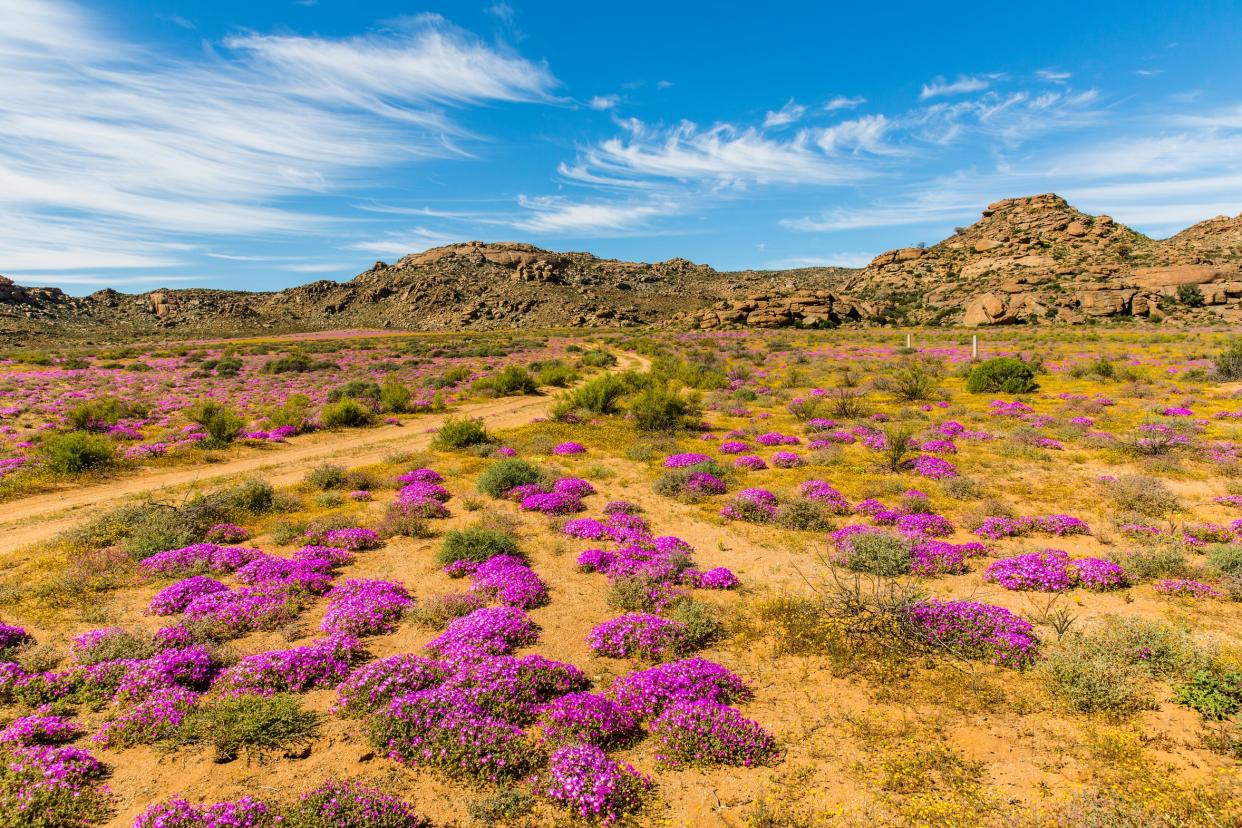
[{"left": 0, "top": 354, "right": 646, "bottom": 555}]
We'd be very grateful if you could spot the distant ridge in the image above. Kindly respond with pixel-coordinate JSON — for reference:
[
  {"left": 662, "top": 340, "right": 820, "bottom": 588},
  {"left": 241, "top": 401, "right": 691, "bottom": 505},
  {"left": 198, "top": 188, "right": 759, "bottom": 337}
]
[{"left": 3, "top": 196, "right": 1241, "bottom": 343}]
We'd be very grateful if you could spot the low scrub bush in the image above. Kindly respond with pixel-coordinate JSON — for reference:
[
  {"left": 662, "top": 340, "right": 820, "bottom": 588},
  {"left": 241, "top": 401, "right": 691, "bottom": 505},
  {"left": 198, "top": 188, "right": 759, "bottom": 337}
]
[
  {"left": 474, "top": 366, "right": 537, "bottom": 396},
  {"left": 437, "top": 527, "right": 522, "bottom": 567},
  {"left": 40, "top": 431, "right": 114, "bottom": 475},
  {"left": 629, "top": 384, "right": 701, "bottom": 433},
  {"left": 477, "top": 458, "right": 542, "bottom": 498},
  {"left": 168, "top": 693, "right": 319, "bottom": 762},
  {"left": 552, "top": 373, "right": 628, "bottom": 418},
  {"left": 433, "top": 417, "right": 491, "bottom": 449},
  {"left": 187, "top": 400, "right": 244, "bottom": 447},
  {"left": 321, "top": 399, "right": 375, "bottom": 428},
  {"left": 965, "top": 357, "right": 1038, "bottom": 394}
]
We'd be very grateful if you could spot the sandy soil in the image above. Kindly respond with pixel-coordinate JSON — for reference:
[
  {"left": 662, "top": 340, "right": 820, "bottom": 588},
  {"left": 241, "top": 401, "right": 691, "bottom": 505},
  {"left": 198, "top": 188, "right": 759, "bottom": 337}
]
[{"left": 0, "top": 353, "right": 647, "bottom": 556}]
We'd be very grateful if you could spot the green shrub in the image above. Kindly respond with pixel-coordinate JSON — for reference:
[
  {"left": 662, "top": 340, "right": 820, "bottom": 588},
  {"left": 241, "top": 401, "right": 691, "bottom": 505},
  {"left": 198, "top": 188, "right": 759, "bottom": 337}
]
[
  {"left": 1042, "top": 616, "right": 1207, "bottom": 715},
  {"left": 437, "top": 527, "right": 522, "bottom": 567},
  {"left": 1214, "top": 339, "right": 1242, "bottom": 380},
  {"left": 466, "top": 788, "right": 535, "bottom": 823},
  {"left": 629, "top": 384, "right": 701, "bottom": 432},
  {"left": 672, "top": 600, "right": 724, "bottom": 651},
  {"left": 1111, "top": 545, "right": 1192, "bottom": 581},
  {"left": 579, "top": 349, "right": 618, "bottom": 368},
  {"left": 40, "top": 431, "right": 114, "bottom": 474},
  {"left": 1206, "top": 544, "right": 1242, "bottom": 576},
  {"left": 1108, "top": 474, "right": 1180, "bottom": 517},
  {"left": 379, "top": 377, "right": 411, "bottom": 413},
  {"left": 474, "top": 365, "right": 537, "bottom": 396},
  {"left": 261, "top": 352, "right": 335, "bottom": 374},
  {"left": 965, "top": 357, "right": 1038, "bottom": 394},
  {"left": 432, "top": 417, "right": 491, "bottom": 449},
  {"left": 168, "top": 694, "right": 319, "bottom": 762},
  {"left": 265, "top": 394, "right": 312, "bottom": 432},
  {"left": 409, "top": 592, "right": 484, "bottom": 629},
  {"left": 775, "top": 499, "right": 836, "bottom": 531},
  {"left": 66, "top": 396, "right": 146, "bottom": 431},
  {"left": 71, "top": 628, "right": 156, "bottom": 665},
  {"left": 532, "top": 361, "right": 578, "bottom": 387},
  {"left": 121, "top": 507, "right": 202, "bottom": 559},
  {"left": 884, "top": 362, "right": 940, "bottom": 402},
  {"left": 187, "top": 400, "right": 244, "bottom": 447},
  {"left": 321, "top": 399, "right": 375, "bottom": 428},
  {"left": 477, "top": 459, "right": 541, "bottom": 498},
  {"left": 552, "top": 373, "right": 628, "bottom": 418},
  {"left": 327, "top": 380, "right": 382, "bottom": 405},
  {"left": 306, "top": 463, "right": 347, "bottom": 491},
  {"left": 843, "top": 532, "right": 912, "bottom": 576},
  {"left": 1173, "top": 669, "right": 1242, "bottom": 720}
]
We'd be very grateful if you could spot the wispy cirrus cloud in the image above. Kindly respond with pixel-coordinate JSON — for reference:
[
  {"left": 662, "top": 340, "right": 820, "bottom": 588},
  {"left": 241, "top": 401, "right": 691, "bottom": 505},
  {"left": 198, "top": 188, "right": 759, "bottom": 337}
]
[
  {"left": 823, "top": 95, "right": 867, "bottom": 111},
  {"left": 0, "top": 1, "right": 556, "bottom": 273},
  {"left": 919, "top": 73, "right": 1003, "bottom": 99},
  {"left": 763, "top": 99, "right": 806, "bottom": 128}
]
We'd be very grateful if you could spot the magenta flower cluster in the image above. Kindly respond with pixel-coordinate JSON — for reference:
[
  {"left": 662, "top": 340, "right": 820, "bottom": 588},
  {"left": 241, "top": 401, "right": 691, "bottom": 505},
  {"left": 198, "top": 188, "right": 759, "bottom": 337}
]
[
  {"left": 321, "top": 579, "right": 413, "bottom": 637},
  {"left": 588, "top": 613, "right": 691, "bottom": 660},
  {"left": 908, "top": 600, "right": 1040, "bottom": 668}
]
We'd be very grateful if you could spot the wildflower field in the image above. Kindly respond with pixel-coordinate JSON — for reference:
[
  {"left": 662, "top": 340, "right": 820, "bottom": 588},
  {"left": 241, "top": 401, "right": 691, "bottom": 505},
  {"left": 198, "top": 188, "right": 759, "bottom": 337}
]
[{"left": 1, "top": 326, "right": 1241, "bottom": 827}]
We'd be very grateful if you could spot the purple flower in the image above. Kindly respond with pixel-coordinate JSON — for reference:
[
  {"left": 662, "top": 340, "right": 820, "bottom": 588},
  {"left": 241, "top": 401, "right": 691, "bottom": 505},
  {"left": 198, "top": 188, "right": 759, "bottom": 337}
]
[
  {"left": 322, "top": 579, "right": 413, "bottom": 637},
  {"left": 1154, "top": 579, "right": 1222, "bottom": 599},
  {"left": 147, "top": 576, "right": 228, "bottom": 616},
  {"left": 334, "top": 654, "right": 450, "bottom": 717},
  {"left": 554, "top": 441, "right": 587, "bottom": 455},
  {"left": 537, "top": 692, "right": 638, "bottom": 747},
  {"left": 650, "top": 700, "right": 779, "bottom": 768},
  {"left": 589, "top": 614, "right": 692, "bottom": 660},
  {"left": 535, "top": 743, "right": 653, "bottom": 822},
  {"left": 133, "top": 796, "right": 275, "bottom": 828},
  {"left": 663, "top": 453, "right": 712, "bottom": 468},
  {"left": 909, "top": 600, "right": 1039, "bottom": 668},
  {"left": 609, "top": 658, "right": 751, "bottom": 719},
  {"left": 216, "top": 635, "right": 360, "bottom": 695},
  {"left": 985, "top": 550, "right": 1074, "bottom": 592},
  {"left": 425, "top": 606, "right": 539, "bottom": 659}
]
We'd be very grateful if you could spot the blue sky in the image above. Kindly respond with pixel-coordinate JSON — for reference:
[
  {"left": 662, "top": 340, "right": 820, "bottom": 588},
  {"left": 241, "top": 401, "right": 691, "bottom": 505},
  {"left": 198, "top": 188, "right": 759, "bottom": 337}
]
[{"left": 4, "top": 0, "right": 1241, "bottom": 294}]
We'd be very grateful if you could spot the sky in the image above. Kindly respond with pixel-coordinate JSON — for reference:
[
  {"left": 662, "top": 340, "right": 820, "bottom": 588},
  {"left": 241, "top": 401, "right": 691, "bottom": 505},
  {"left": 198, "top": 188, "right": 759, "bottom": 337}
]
[{"left": 3, "top": 0, "right": 1242, "bottom": 294}]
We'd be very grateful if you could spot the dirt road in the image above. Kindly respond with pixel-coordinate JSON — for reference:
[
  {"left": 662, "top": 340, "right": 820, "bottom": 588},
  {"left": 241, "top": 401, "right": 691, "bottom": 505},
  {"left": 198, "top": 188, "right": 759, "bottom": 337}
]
[{"left": 0, "top": 354, "right": 646, "bottom": 555}]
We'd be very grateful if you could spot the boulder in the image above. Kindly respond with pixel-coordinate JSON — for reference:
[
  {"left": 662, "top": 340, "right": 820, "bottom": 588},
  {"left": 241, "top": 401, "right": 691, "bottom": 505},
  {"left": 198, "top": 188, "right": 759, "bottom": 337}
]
[{"left": 963, "top": 292, "right": 1008, "bottom": 326}]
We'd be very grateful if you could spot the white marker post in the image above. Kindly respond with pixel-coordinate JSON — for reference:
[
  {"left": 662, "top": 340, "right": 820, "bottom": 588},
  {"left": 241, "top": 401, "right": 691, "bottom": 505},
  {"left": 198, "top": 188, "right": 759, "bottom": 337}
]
[
  {"left": 972, "top": 335, "right": 978, "bottom": 359},
  {"left": 906, "top": 332, "right": 912, "bottom": 349}
]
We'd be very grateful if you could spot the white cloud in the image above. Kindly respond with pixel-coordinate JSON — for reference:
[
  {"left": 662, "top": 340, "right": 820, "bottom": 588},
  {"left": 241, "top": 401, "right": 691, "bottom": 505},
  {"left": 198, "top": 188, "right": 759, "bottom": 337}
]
[
  {"left": 920, "top": 74, "right": 1000, "bottom": 100},
  {"left": 763, "top": 253, "right": 875, "bottom": 268},
  {"left": 8, "top": 273, "right": 205, "bottom": 287},
  {"left": 512, "top": 196, "right": 678, "bottom": 234},
  {"left": 348, "top": 227, "right": 462, "bottom": 256},
  {"left": 823, "top": 95, "right": 867, "bottom": 111},
  {"left": 1036, "top": 69, "right": 1071, "bottom": 82},
  {"left": 561, "top": 120, "right": 868, "bottom": 188},
  {"left": 0, "top": 1, "right": 555, "bottom": 269},
  {"left": 763, "top": 99, "right": 806, "bottom": 128},
  {"left": 589, "top": 95, "right": 620, "bottom": 110},
  {"left": 815, "top": 114, "right": 901, "bottom": 155}
]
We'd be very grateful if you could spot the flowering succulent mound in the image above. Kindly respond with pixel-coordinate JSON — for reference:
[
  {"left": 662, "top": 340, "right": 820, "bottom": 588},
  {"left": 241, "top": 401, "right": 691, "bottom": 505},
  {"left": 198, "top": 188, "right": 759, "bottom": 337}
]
[
  {"left": 307, "top": 527, "right": 382, "bottom": 551},
  {"left": 470, "top": 556, "right": 549, "bottom": 610},
  {"left": 720, "top": 488, "right": 778, "bottom": 523},
  {"left": 985, "top": 550, "right": 1075, "bottom": 592},
  {"left": 204, "top": 523, "right": 249, "bottom": 544},
  {"left": 588, "top": 614, "right": 692, "bottom": 660},
  {"left": 133, "top": 796, "right": 276, "bottom": 828},
  {"left": 536, "top": 692, "right": 639, "bottom": 747},
  {"left": 0, "top": 623, "right": 31, "bottom": 657},
  {"left": 1154, "top": 579, "right": 1222, "bottom": 599},
  {"left": 369, "top": 688, "right": 538, "bottom": 782},
  {"left": 519, "top": 488, "right": 585, "bottom": 515},
  {"left": 445, "top": 654, "right": 588, "bottom": 721},
  {"left": 1069, "top": 557, "right": 1129, "bottom": 591},
  {"left": 322, "top": 579, "right": 413, "bottom": 637},
  {"left": 909, "top": 600, "right": 1039, "bottom": 668},
  {"left": 799, "top": 480, "right": 851, "bottom": 514},
  {"left": 681, "top": 567, "right": 740, "bottom": 590},
  {"left": 148, "top": 576, "right": 229, "bottom": 616},
  {"left": 216, "top": 636, "right": 361, "bottom": 695},
  {"left": 663, "top": 453, "right": 712, "bottom": 468},
  {"left": 334, "top": 654, "right": 449, "bottom": 717},
  {"left": 649, "top": 700, "right": 779, "bottom": 768},
  {"left": 141, "top": 543, "right": 264, "bottom": 577},
  {"left": 535, "top": 743, "right": 653, "bottom": 823},
  {"left": 0, "top": 713, "right": 82, "bottom": 746},
  {"left": 609, "top": 658, "right": 751, "bottom": 719},
  {"left": 0, "top": 743, "right": 111, "bottom": 827},
  {"left": 425, "top": 606, "right": 539, "bottom": 658},
  {"left": 287, "top": 779, "right": 428, "bottom": 828},
  {"left": 184, "top": 585, "right": 309, "bottom": 636},
  {"left": 554, "top": 441, "right": 587, "bottom": 455},
  {"left": 910, "top": 540, "right": 971, "bottom": 576},
  {"left": 93, "top": 686, "right": 200, "bottom": 747}
]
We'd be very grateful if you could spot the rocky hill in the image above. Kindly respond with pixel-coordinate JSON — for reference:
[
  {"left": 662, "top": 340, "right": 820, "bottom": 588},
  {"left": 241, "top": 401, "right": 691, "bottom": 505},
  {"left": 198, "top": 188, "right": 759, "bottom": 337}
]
[
  {"left": 2, "top": 197, "right": 1241, "bottom": 342},
  {"left": 839, "top": 194, "right": 1242, "bottom": 327}
]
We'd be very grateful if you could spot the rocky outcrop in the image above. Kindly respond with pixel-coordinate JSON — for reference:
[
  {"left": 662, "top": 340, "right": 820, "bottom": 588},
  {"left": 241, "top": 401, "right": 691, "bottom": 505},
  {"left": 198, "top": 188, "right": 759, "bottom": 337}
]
[
  {"left": 846, "top": 194, "right": 1242, "bottom": 326},
  {"left": 679, "top": 290, "right": 879, "bottom": 330}
]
